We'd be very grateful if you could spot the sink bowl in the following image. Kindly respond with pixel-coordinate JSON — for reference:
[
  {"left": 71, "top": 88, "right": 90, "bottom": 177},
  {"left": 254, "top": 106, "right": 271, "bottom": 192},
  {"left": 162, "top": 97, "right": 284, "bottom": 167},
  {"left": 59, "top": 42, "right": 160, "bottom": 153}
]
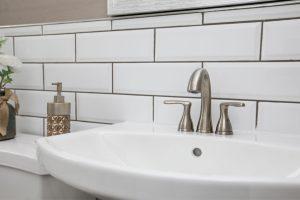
[{"left": 36, "top": 123, "right": 300, "bottom": 200}]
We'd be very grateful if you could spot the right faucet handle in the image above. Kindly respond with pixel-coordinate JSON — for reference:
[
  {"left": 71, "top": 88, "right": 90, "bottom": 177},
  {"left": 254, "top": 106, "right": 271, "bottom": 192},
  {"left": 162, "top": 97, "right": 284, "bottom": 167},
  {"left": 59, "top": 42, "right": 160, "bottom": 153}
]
[
  {"left": 215, "top": 102, "right": 245, "bottom": 135},
  {"left": 164, "top": 100, "right": 194, "bottom": 132}
]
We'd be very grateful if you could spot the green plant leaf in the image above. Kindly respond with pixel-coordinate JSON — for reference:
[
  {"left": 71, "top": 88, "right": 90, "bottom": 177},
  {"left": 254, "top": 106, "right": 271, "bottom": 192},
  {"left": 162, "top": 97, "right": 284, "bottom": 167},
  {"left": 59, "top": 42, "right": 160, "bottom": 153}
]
[{"left": 0, "top": 38, "right": 6, "bottom": 49}]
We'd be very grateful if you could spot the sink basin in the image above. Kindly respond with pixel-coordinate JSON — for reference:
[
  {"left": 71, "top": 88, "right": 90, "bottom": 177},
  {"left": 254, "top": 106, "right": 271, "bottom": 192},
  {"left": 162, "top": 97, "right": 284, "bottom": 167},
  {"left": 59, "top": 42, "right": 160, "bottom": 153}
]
[{"left": 36, "top": 123, "right": 300, "bottom": 200}]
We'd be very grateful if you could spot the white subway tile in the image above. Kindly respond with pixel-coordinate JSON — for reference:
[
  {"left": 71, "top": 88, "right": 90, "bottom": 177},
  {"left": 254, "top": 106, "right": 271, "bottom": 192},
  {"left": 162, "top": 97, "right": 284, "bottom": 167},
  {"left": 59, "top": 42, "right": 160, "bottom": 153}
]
[
  {"left": 43, "top": 20, "right": 111, "bottom": 34},
  {"left": 154, "top": 97, "right": 256, "bottom": 131},
  {"left": 204, "top": 4, "right": 300, "bottom": 24},
  {"left": 205, "top": 62, "right": 300, "bottom": 101},
  {"left": 262, "top": 19, "right": 300, "bottom": 60},
  {"left": 77, "top": 93, "right": 153, "bottom": 123},
  {"left": 71, "top": 121, "right": 107, "bottom": 132},
  {"left": 44, "top": 63, "right": 112, "bottom": 92},
  {"left": 257, "top": 102, "right": 300, "bottom": 134},
  {"left": 112, "top": 13, "right": 202, "bottom": 30},
  {"left": 114, "top": 63, "right": 200, "bottom": 96},
  {"left": 16, "top": 116, "right": 44, "bottom": 135},
  {"left": 8, "top": 64, "right": 43, "bottom": 90},
  {"left": 0, "top": 26, "right": 42, "bottom": 36},
  {"left": 0, "top": 37, "right": 13, "bottom": 55},
  {"left": 156, "top": 23, "right": 261, "bottom": 61},
  {"left": 77, "top": 29, "right": 154, "bottom": 62},
  {"left": 15, "top": 35, "right": 75, "bottom": 62},
  {"left": 16, "top": 90, "right": 76, "bottom": 119}
]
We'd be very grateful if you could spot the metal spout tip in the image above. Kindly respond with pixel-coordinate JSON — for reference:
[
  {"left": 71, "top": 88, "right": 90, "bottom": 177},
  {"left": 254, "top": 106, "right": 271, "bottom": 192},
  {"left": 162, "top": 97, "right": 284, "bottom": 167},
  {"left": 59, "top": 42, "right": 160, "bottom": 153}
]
[
  {"left": 187, "top": 88, "right": 198, "bottom": 94},
  {"left": 187, "top": 81, "right": 198, "bottom": 93},
  {"left": 187, "top": 68, "right": 204, "bottom": 93}
]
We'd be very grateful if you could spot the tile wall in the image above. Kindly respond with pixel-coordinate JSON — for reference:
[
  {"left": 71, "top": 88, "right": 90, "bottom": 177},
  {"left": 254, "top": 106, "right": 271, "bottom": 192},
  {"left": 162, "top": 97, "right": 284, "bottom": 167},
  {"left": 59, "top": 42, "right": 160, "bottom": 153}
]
[{"left": 1, "top": 2, "right": 300, "bottom": 136}]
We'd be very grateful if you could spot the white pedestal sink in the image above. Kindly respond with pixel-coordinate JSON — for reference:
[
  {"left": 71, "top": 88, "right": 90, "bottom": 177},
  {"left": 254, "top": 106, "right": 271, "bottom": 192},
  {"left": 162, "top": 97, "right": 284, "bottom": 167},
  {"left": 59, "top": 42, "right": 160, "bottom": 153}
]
[{"left": 36, "top": 122, "right": 300, "bottom": 200}]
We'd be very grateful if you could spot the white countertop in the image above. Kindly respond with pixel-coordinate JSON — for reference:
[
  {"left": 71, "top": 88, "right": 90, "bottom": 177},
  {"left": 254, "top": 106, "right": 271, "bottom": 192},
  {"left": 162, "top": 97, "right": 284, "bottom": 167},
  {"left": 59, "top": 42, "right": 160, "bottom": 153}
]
[{"left": 0, "top": 133, "right": 47, "bottom": 175}]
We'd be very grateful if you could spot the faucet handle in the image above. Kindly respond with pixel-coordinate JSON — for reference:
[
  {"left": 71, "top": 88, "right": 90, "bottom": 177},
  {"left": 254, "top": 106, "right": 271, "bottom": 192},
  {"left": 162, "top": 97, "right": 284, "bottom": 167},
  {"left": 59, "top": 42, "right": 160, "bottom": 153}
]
[
  {"left": 215, "top": 102, "right": 245, "bottom": 135},
  {"left": 164, "top": 100, "right": 194, "bottom": 132}
]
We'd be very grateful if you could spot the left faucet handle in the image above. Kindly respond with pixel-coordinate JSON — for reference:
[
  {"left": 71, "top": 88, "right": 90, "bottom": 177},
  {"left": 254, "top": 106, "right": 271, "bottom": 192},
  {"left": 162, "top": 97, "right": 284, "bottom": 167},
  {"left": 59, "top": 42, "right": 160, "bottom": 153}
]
[{"left": 164, "top": 100, "right": 194, "bottom": 132}]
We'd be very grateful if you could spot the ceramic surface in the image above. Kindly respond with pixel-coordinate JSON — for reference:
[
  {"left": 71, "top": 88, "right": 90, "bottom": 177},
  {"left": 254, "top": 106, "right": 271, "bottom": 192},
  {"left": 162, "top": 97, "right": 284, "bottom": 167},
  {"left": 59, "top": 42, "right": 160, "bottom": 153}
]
[{"left": 37, "top": 123, "right": 300, "bottom": 200}]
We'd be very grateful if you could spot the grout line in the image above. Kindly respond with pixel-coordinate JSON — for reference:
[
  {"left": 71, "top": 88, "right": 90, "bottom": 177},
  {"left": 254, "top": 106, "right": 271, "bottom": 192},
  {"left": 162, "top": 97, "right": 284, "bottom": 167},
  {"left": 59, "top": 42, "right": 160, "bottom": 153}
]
[
  {"left": 74, "top": 34, "right": 77, "bottom": 62},
  {"left": 72, "top": 120, "right": 113, "bottom": 125},
  {"left": 17, "top": 114, "right": 113, "bottom": 125},
  {"left": 153, "top": 29, "right": 156, "bottom": 62},
  {"left": 201, "top": 12, "right": 205, "bottom": 25},
  {"left": 112, "top": 63, "right": 114, "bottom": 93},
  {"left": 75, "top": 92, "right": 78, "bottom": 120},
  {"left": 22, "top": 61, "right": 114, "bottom": 64},
  {"left": 13, "top": 32, "right": 79, "bottom": 38},
  {"left": 42, "top": 63, "right": 45, "bottom": 90},
  {"left": 41, "top": 25, "right": 44, "bottom": 35},
  {"left": 110, "top": 20, "right": 113, "bottom": 31},
  {"left": 152, "top": 96, "right": 155, "bottom": 122},
  {"left": 202, "top": 16, "right": 300, "bottom": 26},
  {"left": 20, "top": 60, "right": 300, "bottom": 64},
  {"left": 12, "top": 37, "right": 15, "bottom": 56},
  {"left": 203, "top": 1, "right": 300, "bottom": 14},
  {"left": 71, "top": 120, "right": 112, "bottom": 125},
  {"left": 13, "top": 88, "right": 300, "bottom": 104},
  {"left": 43, "top": 118, "right": 45, "bottom": 136},
  {"left": 259, "top": 22, "right": 264, "bottom": 61},
  {"left": 255, "top": 101, "right": 259, "bottom": 128},
  {"left": 18, "top": 114, "right": 46, "bottom": 119}
]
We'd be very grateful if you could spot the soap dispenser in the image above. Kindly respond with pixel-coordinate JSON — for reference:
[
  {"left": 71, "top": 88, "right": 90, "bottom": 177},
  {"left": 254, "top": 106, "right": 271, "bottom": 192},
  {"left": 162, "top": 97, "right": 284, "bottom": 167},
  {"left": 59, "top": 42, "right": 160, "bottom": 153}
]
[{"left": 47, "top": 82, "right": 71, "bottom": 136}]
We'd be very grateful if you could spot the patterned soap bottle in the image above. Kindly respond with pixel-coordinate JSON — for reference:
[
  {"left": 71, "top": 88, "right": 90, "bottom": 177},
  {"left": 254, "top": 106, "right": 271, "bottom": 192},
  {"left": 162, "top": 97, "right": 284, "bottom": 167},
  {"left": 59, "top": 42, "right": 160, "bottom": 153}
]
[{"left": 47, "top": 82, "right": 71, "bottom": 136}]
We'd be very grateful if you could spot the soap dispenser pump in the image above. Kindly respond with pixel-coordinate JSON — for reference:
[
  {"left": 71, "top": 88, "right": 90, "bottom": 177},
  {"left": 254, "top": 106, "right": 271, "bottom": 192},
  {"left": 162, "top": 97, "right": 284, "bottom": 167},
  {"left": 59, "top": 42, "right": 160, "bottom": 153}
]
[{"left": 47, "top": 82, "right": 71, "bottom": 136}]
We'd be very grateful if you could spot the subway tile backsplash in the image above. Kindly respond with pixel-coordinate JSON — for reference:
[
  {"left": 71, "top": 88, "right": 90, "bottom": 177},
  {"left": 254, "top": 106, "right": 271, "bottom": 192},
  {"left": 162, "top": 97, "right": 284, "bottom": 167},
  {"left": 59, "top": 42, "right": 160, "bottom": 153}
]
[
  {"left": 113, "top": 63, "right": 200, "bottom": 96},
  {"left": 262, "top": 19, "right": 300, "bottom": 60},
  {"left": 0, "top": 25, "right": 42, "bottom": 36},
  {"left": 155, "top": 23, "right": 261, "bottom": 61},
  {"left": 43, "top": 20, "right": 111, "bottom": 34},
  {"left": 70, "top": 121, "right": 106, "bottom": 133},
  {"left": 205, "top": 62, "right": 300, "bottom": 101},
  {"left": 76, "top": 29, "right": 154, "bottom": 62},
  {"left": 1, "top": 3, "right": 300, "bottom": 135},
  {"left": 15, "top": 34, "right": 75, "bottom": 62},
  {"left": 112, "top": 13, "right": 202, "bottom": 30},
  {"left": 77, "top": 93, "right": 153, "bottom": 123},
  {"left": 1, "top": 37, "right": 13, "bottom": 54},
  {"left": 257, "top": 102, "right": 300, "bottom": 134},
  {"left": 16, "top": 116, "right": 44, "bottom": 135},
  {"left": 16, "top": 90, "right": 76, "bottom": 119},
  {"left": 10, "top": 63, "right": 44, "bottom": 90},
  {"left": 44, "top": 63, "right": 112, "bottom": 92},
  {"left": 204, "top": 4, "right": 300, "bottom": 24}
]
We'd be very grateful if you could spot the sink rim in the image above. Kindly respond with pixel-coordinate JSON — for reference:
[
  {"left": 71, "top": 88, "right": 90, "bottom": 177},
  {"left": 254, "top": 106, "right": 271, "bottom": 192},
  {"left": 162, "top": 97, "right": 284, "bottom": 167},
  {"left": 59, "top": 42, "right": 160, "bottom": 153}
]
[{"left": 36, "top": 130, "right": 300, "bottom": 186}]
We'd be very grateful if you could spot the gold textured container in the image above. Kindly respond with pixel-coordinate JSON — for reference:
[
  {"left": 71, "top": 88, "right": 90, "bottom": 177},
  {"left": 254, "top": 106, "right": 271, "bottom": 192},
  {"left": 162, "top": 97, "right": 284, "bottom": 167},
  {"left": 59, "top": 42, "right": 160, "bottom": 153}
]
[{"left": 47, "top": 82, "right": 71, "bottom": 136}]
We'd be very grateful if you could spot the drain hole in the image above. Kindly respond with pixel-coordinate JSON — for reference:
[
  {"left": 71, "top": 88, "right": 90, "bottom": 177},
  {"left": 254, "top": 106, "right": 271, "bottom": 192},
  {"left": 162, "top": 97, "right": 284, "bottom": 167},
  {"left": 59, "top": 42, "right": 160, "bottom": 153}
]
[{"left": 192, "top": 148, "right": 202, "bottom": 157}]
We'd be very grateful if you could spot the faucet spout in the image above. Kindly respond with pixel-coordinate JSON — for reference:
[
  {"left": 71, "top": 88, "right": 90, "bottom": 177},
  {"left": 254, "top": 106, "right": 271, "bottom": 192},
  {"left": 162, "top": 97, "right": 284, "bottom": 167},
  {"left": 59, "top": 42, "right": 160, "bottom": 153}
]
[{"left": 187, "top": 68, "right": 213, "bottom": 133}]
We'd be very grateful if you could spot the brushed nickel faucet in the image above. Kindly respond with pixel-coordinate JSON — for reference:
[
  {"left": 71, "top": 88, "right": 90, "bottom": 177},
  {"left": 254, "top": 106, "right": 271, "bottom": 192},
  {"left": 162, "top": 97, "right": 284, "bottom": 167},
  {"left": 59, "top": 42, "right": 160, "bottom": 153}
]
[
  {"left": 164, "top": 100, "right": 194, "bottom": 132},
  {"left": 215, "top": 102, "right": 245, "bottom": 135},
  {"left": 187, "top": 68, "right": 213, "bottom": 133}
]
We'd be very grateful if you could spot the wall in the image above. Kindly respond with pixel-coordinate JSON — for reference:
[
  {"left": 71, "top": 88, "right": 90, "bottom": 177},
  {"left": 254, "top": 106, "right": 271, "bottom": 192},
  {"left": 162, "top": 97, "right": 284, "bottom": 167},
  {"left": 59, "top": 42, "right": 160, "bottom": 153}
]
[
  {"left": 1, "top": 2, "right": 300, "bottom": 136},
  {"left": 0, "top": 0, "right": 107, "bottom": 26}
]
